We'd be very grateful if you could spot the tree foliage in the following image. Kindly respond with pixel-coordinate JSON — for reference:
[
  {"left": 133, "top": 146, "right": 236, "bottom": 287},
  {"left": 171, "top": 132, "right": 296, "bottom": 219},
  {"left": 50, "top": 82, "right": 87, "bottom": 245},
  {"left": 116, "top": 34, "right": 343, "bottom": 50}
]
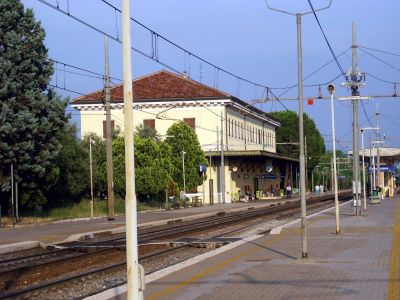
[
  {"left": 0, "top": 1, "right": 69, "bottom": 207},
  {"left": 110, "top": 134, "right": 173, "bottom": 201},
  {"left": 270, "top": 110, "right": 326, "bottom": 170},
  {"left": 45, "top": 125, "right": 89, "bottom": 207},
  {"left": 164, "top": 122, "right": 207, "bottom": 191}
]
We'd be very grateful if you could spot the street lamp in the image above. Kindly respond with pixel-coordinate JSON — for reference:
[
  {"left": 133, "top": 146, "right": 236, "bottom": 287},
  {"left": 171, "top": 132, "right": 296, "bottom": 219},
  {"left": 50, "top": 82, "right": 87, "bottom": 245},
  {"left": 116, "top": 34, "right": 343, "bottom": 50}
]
[
  {"left": 327, "top": 83, "right": 340, "bottom": 234},
  {"left": 266, "top": 0, "right": 332, "bottom": 259},
  {"left": 181, "top": 150, "right": 186, "bottom": 194},
  {"left": 360, "top": 127, "right": 379, "bottom": 211}
]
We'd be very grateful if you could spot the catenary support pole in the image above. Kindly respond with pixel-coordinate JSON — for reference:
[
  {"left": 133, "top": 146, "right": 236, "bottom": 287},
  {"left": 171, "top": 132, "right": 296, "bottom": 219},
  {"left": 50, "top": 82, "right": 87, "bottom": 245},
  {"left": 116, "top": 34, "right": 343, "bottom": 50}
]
[
  {"left": 376, "top": 104, "right": 381, "bottom": 189},
  {"left": 181, "top": 151, "right": 186, "bottom": 194},
  {"left": 122, "top": 0, "right": 140, "bottom": 299},
  {"left": 11, "top": 164, "right": 15, "bottom": 227},
  {"left": 305, "top": 136, "right": 308, "bottom": 192},
  {"left": 372, "top": 144, "right": 376, "bottom": 189},
  {"left": 369, "top": 140, "right": 373, "bottom": 197},
  {"left": 105, "top": 36, "right": 115, "bottom": 221},
  {"left": 311, "top": 170, "right": 314, "bottom": 193},
  {"left": 351, "top": 23, "right": 361, "bottom": 215},
  {"left": 220, "top": 113, "right": 226, "bottom": 204},
  {"left": 15, "top": 182, "right": 18, "bottom": 222},
  {"left": 297, "top": 13, "right": 308, "bottom": 259},
  {"left": 361, "top": 130, "right": 367, "bottom": 211},
  {"left": 89, "top": 136, "right": 94, "bottom": 219}
]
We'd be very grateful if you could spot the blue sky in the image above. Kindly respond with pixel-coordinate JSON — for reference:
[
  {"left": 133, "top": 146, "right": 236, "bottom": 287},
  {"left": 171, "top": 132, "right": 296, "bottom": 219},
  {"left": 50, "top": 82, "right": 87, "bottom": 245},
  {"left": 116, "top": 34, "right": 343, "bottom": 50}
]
[{"left": 22, "top": 0, "right": 400, "bottom": 152}]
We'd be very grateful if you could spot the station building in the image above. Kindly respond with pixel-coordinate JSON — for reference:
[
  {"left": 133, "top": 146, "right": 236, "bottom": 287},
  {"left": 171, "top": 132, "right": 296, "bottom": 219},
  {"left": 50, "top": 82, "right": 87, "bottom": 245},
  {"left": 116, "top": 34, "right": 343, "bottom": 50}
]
[
  {"left": 350, "top": 148, "right": 400, "bottom": 197},
  {"left": 72, "top": 70, "right": 299, "bottom": 204}
]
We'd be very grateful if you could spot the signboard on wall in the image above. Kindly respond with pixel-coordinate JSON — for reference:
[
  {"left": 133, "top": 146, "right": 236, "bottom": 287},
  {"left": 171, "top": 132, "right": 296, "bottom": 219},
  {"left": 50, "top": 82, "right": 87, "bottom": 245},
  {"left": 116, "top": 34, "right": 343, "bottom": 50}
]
[
  {"left": 256, "top": 174, "right": 277, "bottom": 179},
  {"left": 368, "top": 165, "right": 394, "bottom": 173}
]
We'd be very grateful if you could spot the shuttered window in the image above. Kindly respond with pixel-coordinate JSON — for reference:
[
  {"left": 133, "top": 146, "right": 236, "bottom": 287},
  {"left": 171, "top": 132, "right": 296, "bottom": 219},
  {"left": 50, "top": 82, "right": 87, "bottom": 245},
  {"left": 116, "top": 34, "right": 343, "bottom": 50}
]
[
  {"left": 143, "top": 119, "right": 155, "bottom": 129},
  {"left": 183, "top": 118, "right": 195, "bottom": 130}
]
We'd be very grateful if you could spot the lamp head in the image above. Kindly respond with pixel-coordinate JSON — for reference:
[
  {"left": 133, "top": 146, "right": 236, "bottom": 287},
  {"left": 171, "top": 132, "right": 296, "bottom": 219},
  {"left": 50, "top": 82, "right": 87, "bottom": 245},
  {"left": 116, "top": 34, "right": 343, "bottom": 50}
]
[{"left": 327, "top": 83, "right": 336, "bottom": 94}]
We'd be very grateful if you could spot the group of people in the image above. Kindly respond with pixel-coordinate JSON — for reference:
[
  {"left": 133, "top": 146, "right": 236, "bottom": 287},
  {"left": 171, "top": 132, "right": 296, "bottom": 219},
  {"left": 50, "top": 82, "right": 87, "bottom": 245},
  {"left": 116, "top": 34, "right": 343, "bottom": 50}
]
[{"left": 315, "top": 184, "right": 324, "bottom": 195}]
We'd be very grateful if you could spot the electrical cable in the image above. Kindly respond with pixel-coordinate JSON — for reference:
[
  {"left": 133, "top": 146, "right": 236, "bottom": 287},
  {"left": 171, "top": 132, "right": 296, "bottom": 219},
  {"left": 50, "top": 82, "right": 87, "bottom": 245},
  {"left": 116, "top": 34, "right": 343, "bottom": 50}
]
[
  {"left": 359, "top": 48, "right": 400, "bottom": 73},
  {"left": 306, "top": 0, "right": 346, "bottom": 80},
  {"left": 359, "top": 45, "right": 400, "bottom": 58},
  {"left": 275, "top": 47, "right": 350, "bottom": 98},
  {"left": 36, "top": 0, "right": 288, "bottom": 111},
  {"left": 364, "top": 72, "right": 400, "bottom": 85}
]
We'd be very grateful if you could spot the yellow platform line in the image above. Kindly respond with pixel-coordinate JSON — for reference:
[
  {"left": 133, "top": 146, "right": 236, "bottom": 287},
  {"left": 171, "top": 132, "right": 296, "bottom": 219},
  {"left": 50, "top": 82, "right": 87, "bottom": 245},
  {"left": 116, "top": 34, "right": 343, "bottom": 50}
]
[
  {"left": 146, "top": 232, "right": 287, "bottom": 300},
  {"left": 388, "top": 199, "right": 400, "bottom": 300}
]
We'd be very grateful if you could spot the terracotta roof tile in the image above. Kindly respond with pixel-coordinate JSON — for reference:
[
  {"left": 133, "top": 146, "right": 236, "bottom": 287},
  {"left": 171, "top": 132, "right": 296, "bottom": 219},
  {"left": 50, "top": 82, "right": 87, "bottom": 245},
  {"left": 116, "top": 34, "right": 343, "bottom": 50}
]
[
  {"left": 72, "top": 70, "right": 229, "bottom": 104},
  {"left": 72, "top": 70, "right": 280, "bottom": 126}
]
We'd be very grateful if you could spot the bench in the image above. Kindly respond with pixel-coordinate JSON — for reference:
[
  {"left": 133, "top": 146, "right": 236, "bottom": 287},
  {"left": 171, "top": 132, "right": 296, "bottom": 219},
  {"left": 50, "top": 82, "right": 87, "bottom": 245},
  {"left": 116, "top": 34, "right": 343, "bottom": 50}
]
[{"left": 192, "top": 196, "right": 203, "bottom": 207}]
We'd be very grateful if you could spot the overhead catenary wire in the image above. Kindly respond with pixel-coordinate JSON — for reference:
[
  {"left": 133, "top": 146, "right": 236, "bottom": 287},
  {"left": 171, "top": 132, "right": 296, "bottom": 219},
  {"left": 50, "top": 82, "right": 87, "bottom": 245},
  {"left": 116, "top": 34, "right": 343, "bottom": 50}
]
[
  {"left": 306, "top": 0, "right": 346, "bottom": 81},
  {"left": 307, "top": 1, "right": 375, "bottom": 128},
  {"left": 36, "top": 0, "right": 289, "bottom": 111},
  {"left": 359, "top": 45, "right": 400, "bottom": 58},
  {"left": 359, "top": 48, "right": 400, "bottom": 73}
]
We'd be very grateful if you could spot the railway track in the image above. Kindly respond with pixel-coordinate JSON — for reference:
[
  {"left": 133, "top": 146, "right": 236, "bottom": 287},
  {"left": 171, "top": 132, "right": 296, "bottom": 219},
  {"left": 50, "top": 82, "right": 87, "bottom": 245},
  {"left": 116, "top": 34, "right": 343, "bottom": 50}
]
[{"left": 0, "top": 192, "right": 351, "bottom": 299}]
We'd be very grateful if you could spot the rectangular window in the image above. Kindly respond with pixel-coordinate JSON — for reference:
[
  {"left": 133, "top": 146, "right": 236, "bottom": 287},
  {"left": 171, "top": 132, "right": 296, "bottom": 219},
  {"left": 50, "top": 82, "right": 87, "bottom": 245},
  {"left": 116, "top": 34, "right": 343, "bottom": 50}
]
[
  {"left": 143, "top": 119, "right": 155, "bottom": 129},
  {"left": 258, "top": 129, "right": 261, "bottom": 144},
  {"left": 183, "top": 118, "right": 195, "bottom": 130},
  {"left": 103, "top": 120, "right": 115, "bottom": 139}
]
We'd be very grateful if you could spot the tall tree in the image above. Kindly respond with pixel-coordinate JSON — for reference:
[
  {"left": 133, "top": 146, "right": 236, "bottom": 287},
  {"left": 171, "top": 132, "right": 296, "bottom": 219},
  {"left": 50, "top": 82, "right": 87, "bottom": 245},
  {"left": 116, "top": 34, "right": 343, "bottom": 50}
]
[
  {"left": 0, "top": 1, "right": 68, "bottom": 207},
  {"left": 46, "top": 125, "right": 89, "bottom": 207},
  {"left": 164, "top": 122, "right": 207, "bottom": 191},
  {"left": 109, "top": 134, "right": 173, "bottom": 201},
  {"left": 270, "top": 111, "right": 326, "bottom": 170}
]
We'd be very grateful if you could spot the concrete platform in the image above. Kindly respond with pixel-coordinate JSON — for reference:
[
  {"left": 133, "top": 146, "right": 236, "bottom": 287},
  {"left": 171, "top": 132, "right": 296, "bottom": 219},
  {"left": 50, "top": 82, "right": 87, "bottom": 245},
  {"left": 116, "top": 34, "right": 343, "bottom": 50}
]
[{"left": 103, "top": 196, "right": 399, "bottom": 300}]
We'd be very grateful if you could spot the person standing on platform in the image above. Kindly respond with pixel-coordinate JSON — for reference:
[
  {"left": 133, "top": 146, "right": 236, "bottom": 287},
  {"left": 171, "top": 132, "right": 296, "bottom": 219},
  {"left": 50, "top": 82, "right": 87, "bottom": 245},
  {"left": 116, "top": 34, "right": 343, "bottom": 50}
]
[
  {"left": 315, "top": 184, "right": 320, "bottom": 195},
  {"left": 286, "top": 184, "right": 292, "bottom": 198}
]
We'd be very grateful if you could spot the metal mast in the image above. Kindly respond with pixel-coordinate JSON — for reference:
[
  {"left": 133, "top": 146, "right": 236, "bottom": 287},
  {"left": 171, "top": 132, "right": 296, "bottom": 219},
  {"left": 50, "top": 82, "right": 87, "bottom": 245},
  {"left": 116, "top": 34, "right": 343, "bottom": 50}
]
[
  {"left": 104, "top": 36, "right": 115, "bottom": 221},
  {"left": 342, "top": 23, "right": 365, "bottom": 216},
  {"left": 266, "top": 0, "right": 332, "bottom": 259}
]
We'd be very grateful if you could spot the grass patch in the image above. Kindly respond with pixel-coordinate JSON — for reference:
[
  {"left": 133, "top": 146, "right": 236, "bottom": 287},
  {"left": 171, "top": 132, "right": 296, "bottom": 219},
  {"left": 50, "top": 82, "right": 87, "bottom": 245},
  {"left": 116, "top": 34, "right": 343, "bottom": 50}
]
[{"left": 0, "top": 196, "right": 165, "bottom": 226}]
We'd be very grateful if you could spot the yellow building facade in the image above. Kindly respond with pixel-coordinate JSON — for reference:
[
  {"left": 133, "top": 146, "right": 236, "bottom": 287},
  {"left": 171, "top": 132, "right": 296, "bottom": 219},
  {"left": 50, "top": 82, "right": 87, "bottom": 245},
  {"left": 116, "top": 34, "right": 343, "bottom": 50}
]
[{"left": 72, "top": 71, "right": 298, "bottom": 204}]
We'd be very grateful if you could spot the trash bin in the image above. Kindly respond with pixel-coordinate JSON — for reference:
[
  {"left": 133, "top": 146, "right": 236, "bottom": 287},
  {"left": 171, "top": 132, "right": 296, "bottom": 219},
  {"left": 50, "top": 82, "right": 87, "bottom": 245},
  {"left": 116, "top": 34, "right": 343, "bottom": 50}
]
[{"left": 372, "top": 190, "right": 378, "bottom": 197}]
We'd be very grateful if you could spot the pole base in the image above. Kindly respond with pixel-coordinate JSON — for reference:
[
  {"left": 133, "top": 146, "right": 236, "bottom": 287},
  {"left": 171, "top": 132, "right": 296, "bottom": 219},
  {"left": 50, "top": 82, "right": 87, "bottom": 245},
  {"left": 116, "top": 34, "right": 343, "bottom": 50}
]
[{"left": 302, "top": 252, "right": 308, "bottom": 259}]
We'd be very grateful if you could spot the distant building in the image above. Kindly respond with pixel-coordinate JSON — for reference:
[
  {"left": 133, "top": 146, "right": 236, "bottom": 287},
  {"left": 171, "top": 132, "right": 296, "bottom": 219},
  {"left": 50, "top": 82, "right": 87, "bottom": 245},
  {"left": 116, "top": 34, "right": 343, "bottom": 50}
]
[
  {"left": 349, "top": 147, "right": 400, "bottom": 197},
  {"left": 72, "top": 70, "right": 298, "bottom": 203}
]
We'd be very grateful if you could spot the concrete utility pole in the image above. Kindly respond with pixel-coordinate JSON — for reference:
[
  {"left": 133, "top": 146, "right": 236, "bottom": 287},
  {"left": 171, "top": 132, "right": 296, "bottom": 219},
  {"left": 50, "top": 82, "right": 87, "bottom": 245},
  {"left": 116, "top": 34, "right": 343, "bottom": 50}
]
[
  {"left": 89, "top": 136, "right": 94, "bottom": 219},
  {"left": 104, "top": 36, "right": 115, "bottom": 221},
  {"left": 15, "top": 182, "right": 18, "bottom": 222},
  {"left": 376, "top": 104, "right": 381, "bottom": 188},
  {"left": 11, "top": 164, "right": 15, "bottom": 227},
  {"left": 122, "top": 0, "right": 141, "bottom": 298},
  {"left": 220, "top": 112, "right": 226, "bottom": 204},
  {"left": 181, "top": 150, "right": 186, "bottom": 194},
  {"left": 296, "top": 12, "right": 308, "bottom": 258},
  {"left": 305, "top": 136, "right": 308, "bottom": 192},
  {"left": 341, "top": 23, "right": 365, "bottom": 216},
  {"left": 266, "top": 0, "right": 332, "bottom": 259},
  {"left": 361, "top": 127, "right": 379, "bottom": 211}
]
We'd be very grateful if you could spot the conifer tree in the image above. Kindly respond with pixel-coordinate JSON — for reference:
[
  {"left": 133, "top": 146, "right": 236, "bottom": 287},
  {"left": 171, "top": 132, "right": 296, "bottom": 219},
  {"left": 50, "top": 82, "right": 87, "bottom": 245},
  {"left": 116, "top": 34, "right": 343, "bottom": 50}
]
[{"left": 0, "top": 0, "right": 68, "bottom": 207}]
